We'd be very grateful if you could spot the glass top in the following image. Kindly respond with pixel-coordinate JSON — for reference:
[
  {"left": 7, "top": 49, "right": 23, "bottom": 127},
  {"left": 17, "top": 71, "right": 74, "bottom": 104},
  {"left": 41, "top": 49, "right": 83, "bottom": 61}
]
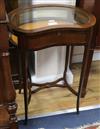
[{"left": 8, "top": 4, "right": 96, "bottom": 33}]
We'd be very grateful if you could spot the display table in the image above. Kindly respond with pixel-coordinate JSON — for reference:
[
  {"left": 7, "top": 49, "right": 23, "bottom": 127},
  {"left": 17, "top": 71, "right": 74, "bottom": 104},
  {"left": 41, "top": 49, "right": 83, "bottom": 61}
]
[
  {"left": 8, "top": 4, "right": 96, "bottom": 124},
  {"left": 0, "top": 2, "right": 96, "bottom": 129}
]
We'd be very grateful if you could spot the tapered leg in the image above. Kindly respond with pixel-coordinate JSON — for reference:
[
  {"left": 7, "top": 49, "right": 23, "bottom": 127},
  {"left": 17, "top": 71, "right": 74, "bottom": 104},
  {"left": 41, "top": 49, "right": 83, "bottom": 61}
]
[
  {"left": 18, "top": 49, "right": 23, "bottom": 94},
  {"left": 20, "top": 50, "right": 28, "bottom": 124},
  {"left": 76, "top": 46, "right": 88, "bottom": 113},
  {"left": 63, "top": 46, "right": 70, "bottom": 81},
  {"left": 18, "top": 35, "right": 29, "bottom": 124},
  {"left": 79, "top": 46, "right": 94, "bottom": 98},
  {"left": 77, "top": 45, "right": 94, "bottom": 113}
]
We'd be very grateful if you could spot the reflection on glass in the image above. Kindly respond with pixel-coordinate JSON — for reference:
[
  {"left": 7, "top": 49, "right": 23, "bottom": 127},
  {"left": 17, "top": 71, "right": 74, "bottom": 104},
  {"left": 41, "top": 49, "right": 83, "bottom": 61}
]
[{"left": 10, "top": 6, "right": 89, "bottom": 31}]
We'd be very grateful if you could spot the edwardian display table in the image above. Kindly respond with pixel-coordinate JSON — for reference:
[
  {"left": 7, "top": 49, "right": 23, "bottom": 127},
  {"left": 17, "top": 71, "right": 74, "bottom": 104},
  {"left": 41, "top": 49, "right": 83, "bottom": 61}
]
[
  {"left": 8, "top": 4, "right": 96, "bottom": 123},
  {"left": 0, "top": 0, "right": 95, "bottom": 129}
]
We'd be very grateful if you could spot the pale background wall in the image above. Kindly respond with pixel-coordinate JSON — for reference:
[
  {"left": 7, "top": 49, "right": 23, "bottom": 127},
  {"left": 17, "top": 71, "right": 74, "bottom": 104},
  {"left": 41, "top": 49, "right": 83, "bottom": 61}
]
[
  {"left": 32, "top": 0, "right": 76, "bottom": 83},
  {"left": 19, "top": 0, "right": 100, "bottom": 83}
]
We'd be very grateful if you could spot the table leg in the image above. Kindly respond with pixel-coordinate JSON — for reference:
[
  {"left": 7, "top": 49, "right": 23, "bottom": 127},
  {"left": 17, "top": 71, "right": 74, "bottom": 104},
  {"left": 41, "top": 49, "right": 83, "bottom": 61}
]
[
  {"left": 63, "top": 46, "right": 70, "bottom": 82},
  {"left": 20, "top": 50, "right": 28, "bottom": 124},
  {"left": 79, "top": 46, "right": 94, "bottom": 98}
]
